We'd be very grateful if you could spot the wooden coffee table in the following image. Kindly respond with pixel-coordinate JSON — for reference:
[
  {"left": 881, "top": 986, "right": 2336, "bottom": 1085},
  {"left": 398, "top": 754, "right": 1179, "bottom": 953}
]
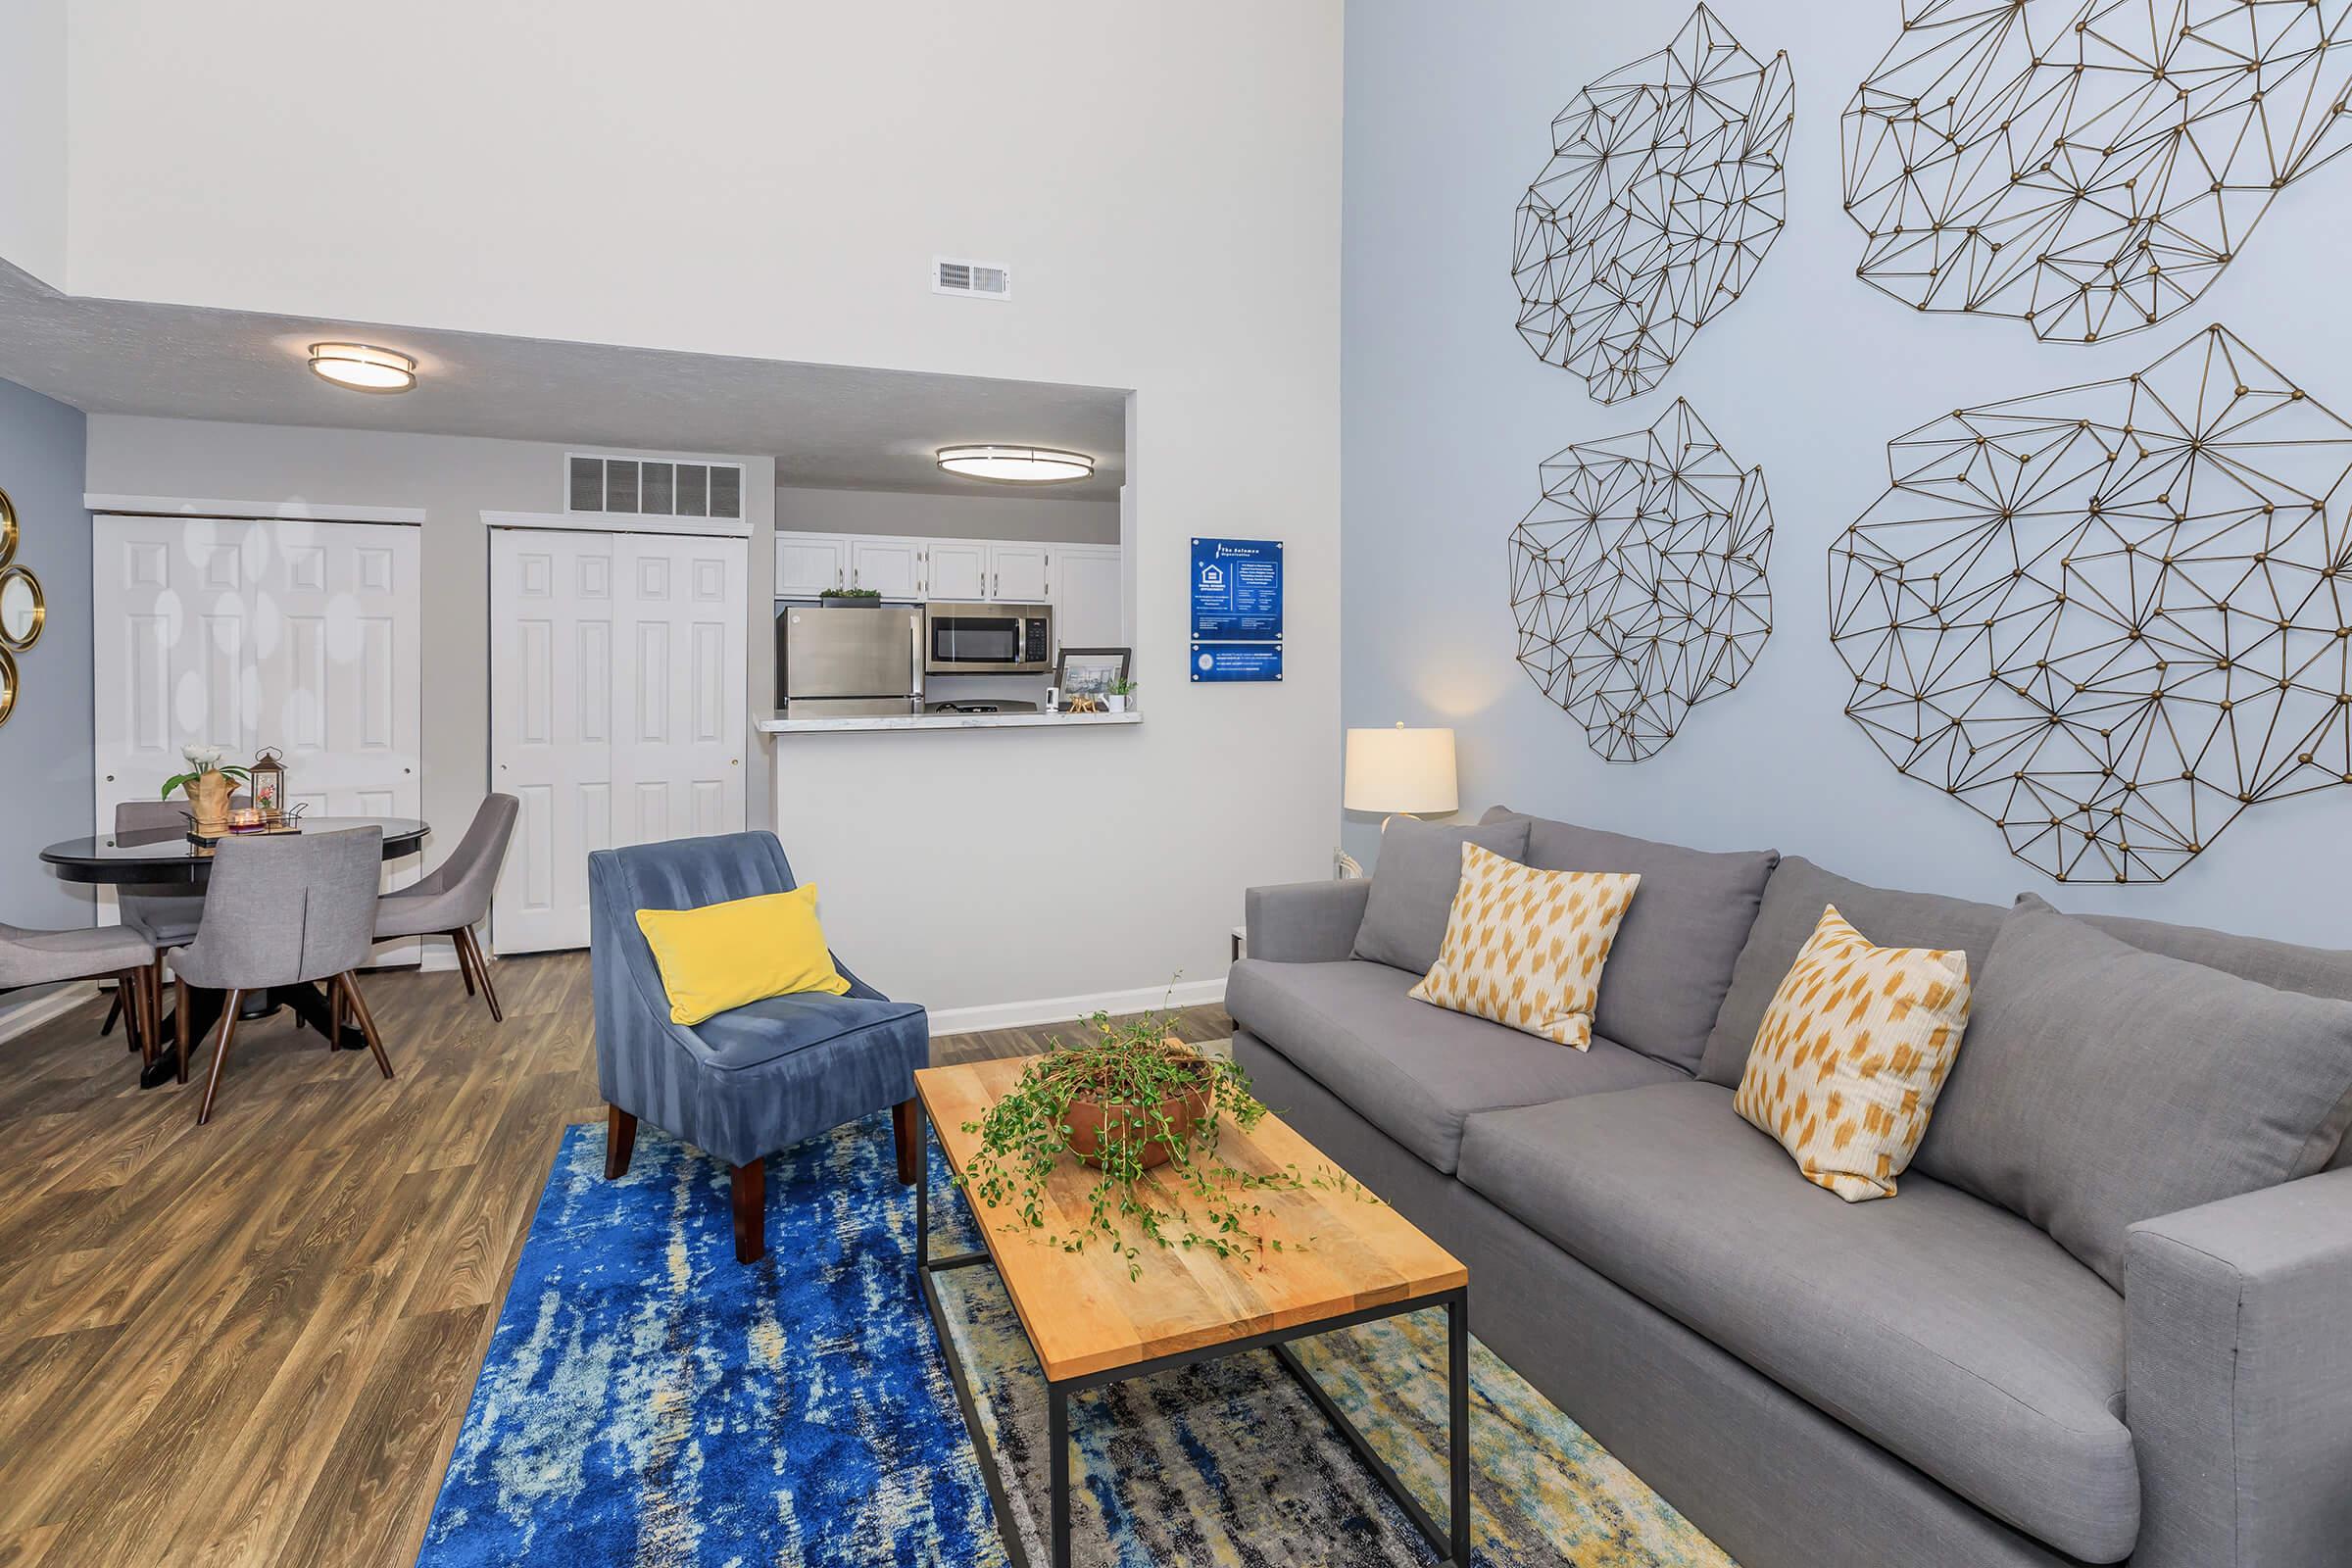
[{"left": 912, "top": 1056, "right": 1472, "bottom": 1568}]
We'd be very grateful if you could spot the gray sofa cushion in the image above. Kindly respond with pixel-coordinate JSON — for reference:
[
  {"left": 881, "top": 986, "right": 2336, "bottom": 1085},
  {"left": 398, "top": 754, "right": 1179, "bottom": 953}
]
[
  {"left": 1481, "top": 807, "right": 1777, "bottom": 1073},
  {"left": 1455, "top": 1082, "right": 2136, "bottom": 1562},
  {"left": 1912, "top": 903, "right": 2352, "bottom": 1290},
  {"left": 1223, "top": 956, "right": 1685, "bottom": 1173},
  {"left": 2038, "top": 895, "right": 2352, "bottom": 1173},
  {"left": 1351, "top": 814, "right": 1531, "bottom": 974},
  {"left": 1699, "top": 856, "right": 2005, "bottom": 1088}
]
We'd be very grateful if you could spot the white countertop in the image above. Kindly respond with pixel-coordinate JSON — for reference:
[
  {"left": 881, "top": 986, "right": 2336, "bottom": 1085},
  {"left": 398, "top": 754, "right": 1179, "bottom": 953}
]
[{"left": 756, "top": 710, "right": 1145, "bottom": 735}]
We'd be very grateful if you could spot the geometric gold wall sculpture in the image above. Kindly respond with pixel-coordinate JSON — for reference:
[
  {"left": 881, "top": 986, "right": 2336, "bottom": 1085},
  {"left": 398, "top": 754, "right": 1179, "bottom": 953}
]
[
  {"left": 1842, "top": 0, "right": 2352, "bottom": 343},
  {"left": 1512, "top": 401, "right": 1773, "bottom": 761},
  {"left": 1829, "top": 326, "right": 2352, "bottom": 883},
  {"left": 1514, "top": 4, "right": 1794, "bottom": 402}
]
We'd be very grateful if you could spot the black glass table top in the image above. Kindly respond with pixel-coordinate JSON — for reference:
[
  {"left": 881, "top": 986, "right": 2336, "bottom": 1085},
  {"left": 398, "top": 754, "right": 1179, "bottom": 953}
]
[{"left": 39, "top": 817, "right": 429, "bottom": 885}]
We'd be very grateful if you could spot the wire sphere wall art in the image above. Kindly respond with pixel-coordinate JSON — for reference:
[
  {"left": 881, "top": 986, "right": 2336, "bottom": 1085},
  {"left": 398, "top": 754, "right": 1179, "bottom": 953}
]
[
  {"left": 1510, "top": 400, "right": 1774, "bottom": 762},
  {"left": 1841, "top": 0, "right": 2352, "bottom": 344},
  {"left": 1830, "top": 325, "right": 2352, "bottom": 884},
  {"left": 1512, "top": 4, "right": 1795, "bottom": 403}
]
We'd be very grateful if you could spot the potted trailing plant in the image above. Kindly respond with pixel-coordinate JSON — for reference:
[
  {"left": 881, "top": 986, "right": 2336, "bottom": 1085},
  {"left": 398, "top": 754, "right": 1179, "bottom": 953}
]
[
  {"left": 1104, "top": 676, "right": 1135, "bottom": 714},
  {"left": 161, "top": 745, "right": 250, "bottom": 840},
  {"left": 818, "top": 586, "right": 883, "bottom": 608},
  {"left": 956, "top": 999, "right": 1369, "bottom": 1278}
]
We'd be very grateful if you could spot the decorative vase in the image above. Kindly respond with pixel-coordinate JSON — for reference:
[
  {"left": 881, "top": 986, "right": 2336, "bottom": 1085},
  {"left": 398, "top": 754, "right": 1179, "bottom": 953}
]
[
  {"left": 1063, "top": 1059, "right": 1212, "bottom": 1171},
  {"left": 1107, "top": 694, "right": 1129, "bottom": 713},
  {"left": 183, "top": 769, "right": 233, "bottom": 838}
]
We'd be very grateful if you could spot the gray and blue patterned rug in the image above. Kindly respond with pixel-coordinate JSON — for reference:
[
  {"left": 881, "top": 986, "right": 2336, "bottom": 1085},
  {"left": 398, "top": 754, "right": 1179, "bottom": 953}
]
[{"left": 417, "top": 1111, "right": 1732, "bottom": 1567}]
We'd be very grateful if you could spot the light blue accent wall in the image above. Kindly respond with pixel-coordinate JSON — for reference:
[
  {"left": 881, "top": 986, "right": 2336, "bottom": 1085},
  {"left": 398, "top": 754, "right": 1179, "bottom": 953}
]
[
  {"left": 0, "top": 374, "right": 90, "bottom": 927},
  {"left": 1342, "top": 0, "right": 2352, "bottom": 944}
]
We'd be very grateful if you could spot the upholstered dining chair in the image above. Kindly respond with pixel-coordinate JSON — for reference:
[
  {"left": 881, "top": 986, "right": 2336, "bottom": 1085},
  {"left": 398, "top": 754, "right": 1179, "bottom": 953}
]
[
  {"left": 374, "top": 793, "right": 517, "bottom": 1021},
  {"left": 101, "top": 797, "right": 220, "bottom": 1057},
  {"left": 172, "top": 827, "right": 393, "bottom": 1124},
  {"left": 588, "top": 831, "right": 929, "bottom": 1263},
  {"left": 0, "top": 921, "right": 160, "bottom": 1068}
]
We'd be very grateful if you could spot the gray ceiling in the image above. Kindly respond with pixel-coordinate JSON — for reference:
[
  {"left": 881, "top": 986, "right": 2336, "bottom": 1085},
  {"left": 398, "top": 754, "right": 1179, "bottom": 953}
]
[{"left": 0, "top": 261, "right": 1128, "bottom": 499}]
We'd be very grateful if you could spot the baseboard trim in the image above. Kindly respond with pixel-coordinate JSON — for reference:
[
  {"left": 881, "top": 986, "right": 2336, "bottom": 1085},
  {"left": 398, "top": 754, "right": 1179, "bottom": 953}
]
[
  {"left": 0, "top": 983, "right": 99, "bottom": 1047},
  {"left": 927, "top": 976, "right": 1227, "bottom": 1040}
]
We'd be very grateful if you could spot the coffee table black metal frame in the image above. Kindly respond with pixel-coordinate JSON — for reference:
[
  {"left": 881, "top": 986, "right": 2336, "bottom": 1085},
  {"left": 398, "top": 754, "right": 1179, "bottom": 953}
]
[{"left": 909, "top": 1100, "right": 1473, "bottom": 1568}]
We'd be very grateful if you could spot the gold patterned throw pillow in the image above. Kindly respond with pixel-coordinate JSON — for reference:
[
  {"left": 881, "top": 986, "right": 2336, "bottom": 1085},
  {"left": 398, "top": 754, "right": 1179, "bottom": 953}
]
[
  {"left": 1407, "top": 842, "right": 1639, "bottom": 1050},
  {"left": 1736, "top": 905, "right": 1972, "bottom": 1202}
]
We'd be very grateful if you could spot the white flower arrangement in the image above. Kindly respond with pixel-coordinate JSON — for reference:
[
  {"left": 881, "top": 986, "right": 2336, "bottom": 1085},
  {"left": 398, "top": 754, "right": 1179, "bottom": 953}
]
[{"left": 163, "top": 744, "right": 249, "bottom": 800}]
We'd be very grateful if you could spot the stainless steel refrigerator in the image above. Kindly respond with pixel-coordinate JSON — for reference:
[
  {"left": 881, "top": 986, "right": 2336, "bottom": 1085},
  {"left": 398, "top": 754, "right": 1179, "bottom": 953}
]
[{"left": 778, "top": 604, "right": 925, "bottom": 717}]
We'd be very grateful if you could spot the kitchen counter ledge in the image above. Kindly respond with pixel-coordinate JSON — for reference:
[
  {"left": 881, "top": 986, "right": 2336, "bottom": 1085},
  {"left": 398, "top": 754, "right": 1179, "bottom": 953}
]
[{"left": 756, "top": 710, "right": 1145, "bottom": 735}]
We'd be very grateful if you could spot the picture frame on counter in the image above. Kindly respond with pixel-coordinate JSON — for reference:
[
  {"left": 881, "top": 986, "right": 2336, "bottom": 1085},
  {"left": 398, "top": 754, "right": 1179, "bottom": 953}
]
[{"left": 1054, "top": 646, "right": 1131, "bottom": 701}]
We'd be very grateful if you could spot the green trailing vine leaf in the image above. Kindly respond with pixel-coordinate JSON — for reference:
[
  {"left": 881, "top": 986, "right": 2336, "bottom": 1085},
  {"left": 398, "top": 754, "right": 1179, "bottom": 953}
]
[{"left": 955, "top": 992, "right": 1380, "bottom": 1281}]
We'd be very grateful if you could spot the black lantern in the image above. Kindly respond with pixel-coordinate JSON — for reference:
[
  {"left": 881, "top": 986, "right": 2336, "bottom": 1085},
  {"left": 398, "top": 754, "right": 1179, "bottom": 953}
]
[{"left": 249, "top": 746, "right": 288, "bottom": 821}]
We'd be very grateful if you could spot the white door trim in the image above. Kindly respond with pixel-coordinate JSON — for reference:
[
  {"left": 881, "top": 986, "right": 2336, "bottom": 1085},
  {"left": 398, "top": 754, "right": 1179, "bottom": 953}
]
[
  {"left": 85, "top": 494, "right": 428, "bottom": 525},
  {"left": 484, "top": 509, "right": 752, "bottom": 539}
]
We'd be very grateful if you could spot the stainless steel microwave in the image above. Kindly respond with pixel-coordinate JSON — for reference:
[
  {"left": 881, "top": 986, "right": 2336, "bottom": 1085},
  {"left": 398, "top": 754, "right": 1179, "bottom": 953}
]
[{"left": 924, "top": 602, "right": 1054, "bottom": 674}]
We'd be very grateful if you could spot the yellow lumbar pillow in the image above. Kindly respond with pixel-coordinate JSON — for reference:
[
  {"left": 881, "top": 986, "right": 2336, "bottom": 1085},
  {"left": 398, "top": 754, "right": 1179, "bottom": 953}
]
[
  {"left": 634, "top": 885, "right": 852, "bottom": 1025},
  {"left": 1735, "top": 904, "right": 1972, "bottom": 1202}
]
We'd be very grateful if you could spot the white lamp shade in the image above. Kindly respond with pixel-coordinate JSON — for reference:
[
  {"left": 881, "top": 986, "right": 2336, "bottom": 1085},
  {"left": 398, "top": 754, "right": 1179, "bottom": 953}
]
[{"left": 1344, "top": 725, "right": 1458, "bottom": 815}]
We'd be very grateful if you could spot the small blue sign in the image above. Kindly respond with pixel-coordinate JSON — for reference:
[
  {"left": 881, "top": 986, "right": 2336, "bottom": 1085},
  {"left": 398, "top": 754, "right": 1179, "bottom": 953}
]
[
  {"left": 1190, "top": 643, "right": 1284, "bottom": 682},
  {"left": 1191, "top": 537, "right": 1283, "bottom": 643}
]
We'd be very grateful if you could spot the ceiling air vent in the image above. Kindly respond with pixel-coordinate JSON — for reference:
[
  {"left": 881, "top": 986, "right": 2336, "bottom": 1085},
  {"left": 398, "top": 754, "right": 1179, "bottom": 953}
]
[
  {"left": 934, "top": 256, "right": 1011, "bottom": 300},
  {"left": 565, "top": 453, "right": 745, "bottom": 520}
]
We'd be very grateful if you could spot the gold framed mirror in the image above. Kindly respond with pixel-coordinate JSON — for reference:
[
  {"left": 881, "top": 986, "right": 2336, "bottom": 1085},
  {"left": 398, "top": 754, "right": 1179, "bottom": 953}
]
[
  {"left": 0, "top": 645, "right": 16, "bottom": 728},
  {"left": 0, "top": 564, "right": 42, "bottom": 650},
  {"left": 0, "top": 487, "right": 15, "bottom": 568}
]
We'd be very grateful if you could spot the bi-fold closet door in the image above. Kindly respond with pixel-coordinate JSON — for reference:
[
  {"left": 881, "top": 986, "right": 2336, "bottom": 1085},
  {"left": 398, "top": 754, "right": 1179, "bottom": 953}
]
[
  {"left": 489, "top": 528, "right": 746, "bottom": 954},
  {"left": 89, "top": 514, "right": 426, "bottom": 960}
]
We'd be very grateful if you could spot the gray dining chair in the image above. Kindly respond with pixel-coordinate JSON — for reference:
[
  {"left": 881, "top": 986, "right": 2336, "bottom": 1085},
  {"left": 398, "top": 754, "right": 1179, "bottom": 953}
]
[
  {"left": 101, "top": 797, "right": 221, "bottom": 1048},
  {"left": 173, "top": 827, "right": 393, "bottom": 1124},
  {"left": 0, "top": 921, "right": 160, "bottom": 1069},
  {"left": 374, "top": 794, "right": 517, "bottom": 1022}
]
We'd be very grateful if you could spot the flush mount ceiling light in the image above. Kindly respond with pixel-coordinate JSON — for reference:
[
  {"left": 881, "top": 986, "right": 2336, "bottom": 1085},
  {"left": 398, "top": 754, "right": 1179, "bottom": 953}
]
[
  {"left": 936, "top": 444, "right": 1094, "bottom": 484},
  {"left": 308, "top": 342, "right": 417, "bottom": 393}
]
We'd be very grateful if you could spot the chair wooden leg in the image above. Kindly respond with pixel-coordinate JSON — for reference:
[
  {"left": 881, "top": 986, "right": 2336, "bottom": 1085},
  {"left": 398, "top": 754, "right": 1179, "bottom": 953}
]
[
  {"left": 103, "top": 989, "right": 123, "bottom": 1042},
  {"left": 337, "top": 973, "right": 396, "bottom": 1080},
  {"left": 450, "top": 930, "right": 476, "bottom": 998},
  {"left": 173, "top": 974, "right": 191, "bottom": 1085},
  {"left": 146, "top": 963, "right": 164, "bottom": 1070},
  {"left": 117, "top": 969, "right": 155, "bottom": 1070},
  {"left": 459, "top": 927, "right": 503, "bottom": 1023},
  {"left": 330, "top": 974, "right": 348, "bottom": 1046},
  {"left": 196, "top": 989, "right": 243, "bottom": 1125},
  {"left": 604, "top": 1105, "right": 637, "bottom": 1180},
  {"left": 892, "top": 1098, "right": 920, "bottom": 1186},
  {"left": 730, "top": 1160, "right": 765, "bottom": 1263}
]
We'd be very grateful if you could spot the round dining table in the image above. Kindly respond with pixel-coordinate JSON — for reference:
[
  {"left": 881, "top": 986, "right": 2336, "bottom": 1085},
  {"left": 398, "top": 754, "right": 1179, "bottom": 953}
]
[{"left": 40, "top": 816, "right": 430, "bottom": 1088}]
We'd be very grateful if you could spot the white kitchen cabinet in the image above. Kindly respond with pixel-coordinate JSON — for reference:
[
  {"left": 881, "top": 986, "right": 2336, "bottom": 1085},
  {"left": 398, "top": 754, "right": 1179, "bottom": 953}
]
[
  {"left": 989, "top": 542, "right": 1052, "bottom": 602},
  {"left": 925, "top": 540, "right": 989, "bottom": 600},
  {"left": 775, "top": 533, "right": 849, "bottom": 597},
  {"left": 849, "top": 536, "right": 924, "bottom": 599},
  {"left": 1054, "top": 545, "right": 1125, "bottom": 649}
]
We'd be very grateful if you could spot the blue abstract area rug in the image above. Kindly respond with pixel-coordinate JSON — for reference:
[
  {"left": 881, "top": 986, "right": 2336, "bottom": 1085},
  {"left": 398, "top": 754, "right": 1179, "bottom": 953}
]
[{"left": 417, "top": 1112, "right": 1734, "bottom": 1568}]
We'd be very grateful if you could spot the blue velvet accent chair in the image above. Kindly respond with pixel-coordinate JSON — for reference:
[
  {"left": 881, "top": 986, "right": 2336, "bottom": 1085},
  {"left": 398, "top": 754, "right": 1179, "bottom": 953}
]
[{"left": 588, "top": 831, "right": 929, "bottom": 1262}]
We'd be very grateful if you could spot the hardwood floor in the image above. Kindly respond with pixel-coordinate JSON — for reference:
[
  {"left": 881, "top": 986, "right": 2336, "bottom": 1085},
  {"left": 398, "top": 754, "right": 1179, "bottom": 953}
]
[{"left": 0, "top": 953, "right": 1230, "bottom": 1566}]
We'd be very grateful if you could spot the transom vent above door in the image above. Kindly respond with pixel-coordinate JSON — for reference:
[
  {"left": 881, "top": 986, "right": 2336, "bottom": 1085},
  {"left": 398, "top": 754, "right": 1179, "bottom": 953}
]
[{"left": 567, "top": 454, "right": 745, "bottom": 520}]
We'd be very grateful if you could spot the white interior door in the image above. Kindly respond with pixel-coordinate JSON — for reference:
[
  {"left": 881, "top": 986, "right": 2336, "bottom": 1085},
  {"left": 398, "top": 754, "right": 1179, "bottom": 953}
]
[
  {"left": 91, "top": 515, "right": 424, "bottom": 958},
  {"left": 489, "top": 529, "right": 616, "bottom": 956},
  {"left": 490, "top": 527, "right": 746, "bottom": 953}
]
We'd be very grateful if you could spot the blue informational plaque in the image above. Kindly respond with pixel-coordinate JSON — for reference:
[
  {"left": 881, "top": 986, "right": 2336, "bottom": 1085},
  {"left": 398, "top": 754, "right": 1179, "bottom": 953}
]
[
  {"left": 1190, "top": 538, "right": 1283, "bottom": 643},
  {"left": 1189, "top": 643, "right": 1284, "bottom": 682}
]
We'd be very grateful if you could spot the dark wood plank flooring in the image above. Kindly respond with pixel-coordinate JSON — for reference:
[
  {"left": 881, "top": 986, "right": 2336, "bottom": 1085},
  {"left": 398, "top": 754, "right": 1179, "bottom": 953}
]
[{"left": 0, "top": 952, "right": 1229, "bottom": 1566}]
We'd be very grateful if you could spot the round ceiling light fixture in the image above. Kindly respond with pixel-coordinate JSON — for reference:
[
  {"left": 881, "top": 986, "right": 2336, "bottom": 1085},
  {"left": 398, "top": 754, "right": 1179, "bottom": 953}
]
[
  {"left": 936, "top": 444, "right": 1094, "bottom": 484},
  {"left": 308, "top": 342, "right": 417, "bottom": 393}
]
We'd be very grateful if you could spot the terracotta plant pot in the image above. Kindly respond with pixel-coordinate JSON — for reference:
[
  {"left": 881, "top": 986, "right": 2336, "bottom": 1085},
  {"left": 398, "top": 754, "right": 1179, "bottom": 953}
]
[
  {"left": 183, "top": 770, "right": 233, "bottom": 839},
  {"left": 1063, "top": 1066, "right": 1213, "bottom": 1171}
]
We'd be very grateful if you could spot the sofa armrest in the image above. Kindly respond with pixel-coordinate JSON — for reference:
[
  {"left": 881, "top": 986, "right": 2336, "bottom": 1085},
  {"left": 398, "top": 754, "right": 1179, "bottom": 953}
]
[
  {"left": 2125, "top": 1168, "right": 2352, "bottom": 1568},
  {"left": 1244, "top": 879, "right": 1370, "bottom": 963}
]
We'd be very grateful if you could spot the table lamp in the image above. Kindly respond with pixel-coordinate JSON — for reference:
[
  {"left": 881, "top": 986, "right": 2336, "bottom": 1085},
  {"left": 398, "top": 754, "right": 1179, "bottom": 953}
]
[{"left": 1344, "top": 723, "right": 1459, "bottom": 830}]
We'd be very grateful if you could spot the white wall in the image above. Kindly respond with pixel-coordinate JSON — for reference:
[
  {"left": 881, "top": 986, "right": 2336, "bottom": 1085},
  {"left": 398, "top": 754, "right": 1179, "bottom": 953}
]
[
  {"left": 61, "top": 1, "right": 1344, "bottom": 1008},
  {"left": 84, "top": 417, "right": 779, "bottom": 876},
  {"left": 778, "top": 485, "right": 1118, "bottom": 546},
  {"left": 0, "top": 0, "right": 67, "bottom": 286},
  {"left": 1342, "top": 0, "right": 2352, "bottom": 946}
]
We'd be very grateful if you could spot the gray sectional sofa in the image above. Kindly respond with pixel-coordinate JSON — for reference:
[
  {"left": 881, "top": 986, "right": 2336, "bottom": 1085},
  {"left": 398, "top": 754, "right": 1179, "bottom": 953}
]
[{"left": 1230, "top": 809, "right": 2352, "bottom": 1568}]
